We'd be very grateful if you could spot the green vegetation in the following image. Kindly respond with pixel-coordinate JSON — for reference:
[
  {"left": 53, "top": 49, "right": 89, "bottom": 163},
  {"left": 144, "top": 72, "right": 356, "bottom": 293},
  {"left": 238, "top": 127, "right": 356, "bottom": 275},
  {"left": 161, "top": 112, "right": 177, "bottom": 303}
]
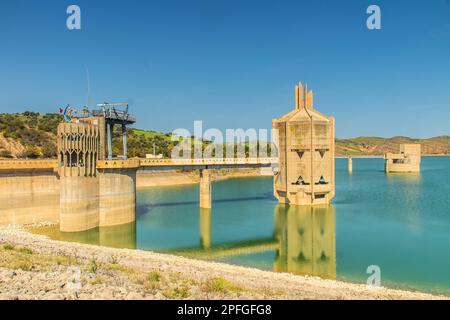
[
  {"left": 113, "top": 127, "right": 177, "bottom": 158},
  {"left": 0, "top": 243, "right": 78, "bottom": 271},
  {"left": 147, "top": 270, "right": 162, "bottom": 282},
  {"left": 88, "top": 258, "right": 99, "bottom": 274},
  {"left": 335, "top": 136, "right": 450, "bottom": 156},
  {"left": 90, "top": 276, "right": 104, "bottom": 285},
  {"left": 1, "top": 243, "right": 15, "bottom": 251},
  {"left": 0, "top": 112, "right": 61, "bottom": 158},
  {"left": 163, "top": 284, "right": 190, "bottom": 299},
  {"left": 17, "top": 247, "right": 34, "bottom": 255},
  {"left": 202, "top": 276, "right": 241, "bottom": 293},
  {"left": 0, "top": 111, "right": 274, "bottom": 159}
]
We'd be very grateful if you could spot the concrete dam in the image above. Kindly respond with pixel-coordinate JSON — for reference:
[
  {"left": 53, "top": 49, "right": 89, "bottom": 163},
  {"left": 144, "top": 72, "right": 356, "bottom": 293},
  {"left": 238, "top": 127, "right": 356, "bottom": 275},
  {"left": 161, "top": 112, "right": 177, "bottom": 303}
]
[{"left": 0, "top": 82, "right": 339, "bottom": 232}]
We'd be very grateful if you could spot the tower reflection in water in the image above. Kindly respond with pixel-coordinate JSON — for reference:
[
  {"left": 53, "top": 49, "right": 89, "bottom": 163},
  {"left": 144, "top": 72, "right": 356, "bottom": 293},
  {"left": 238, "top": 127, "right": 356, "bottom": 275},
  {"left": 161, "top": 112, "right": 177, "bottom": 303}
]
[
  {"left": 273, "top": 204, "right": 336, "bottom": 279},
  {"left": 194, "top": 205, "right": 336, "bottom": 279}
]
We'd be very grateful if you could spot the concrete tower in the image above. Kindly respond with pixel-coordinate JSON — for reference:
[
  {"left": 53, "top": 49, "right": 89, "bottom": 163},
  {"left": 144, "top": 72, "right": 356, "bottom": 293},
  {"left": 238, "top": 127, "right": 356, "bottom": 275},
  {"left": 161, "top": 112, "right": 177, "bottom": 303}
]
[
  {"left": 58, "top": 121, "right": 100, "bottom": 232},
  {"left": 57, "top": 105, "right": 137, "bottom": 232},
  {"left": 385, "top": 144, "right": 421, "bottom": 173},
  {"left": 272, "top": 82, "right": 335, "bottom": 205}
]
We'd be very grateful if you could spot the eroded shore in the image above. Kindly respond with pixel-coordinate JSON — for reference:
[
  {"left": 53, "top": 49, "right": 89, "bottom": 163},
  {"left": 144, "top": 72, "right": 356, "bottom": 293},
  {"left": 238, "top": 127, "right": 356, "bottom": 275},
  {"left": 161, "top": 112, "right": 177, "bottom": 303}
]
[
  {"left": 136, "top": 168, "right": 273, "bottom": 187},
  {"left": 0, "top": 226, "right": 446, "bottom": 300}
]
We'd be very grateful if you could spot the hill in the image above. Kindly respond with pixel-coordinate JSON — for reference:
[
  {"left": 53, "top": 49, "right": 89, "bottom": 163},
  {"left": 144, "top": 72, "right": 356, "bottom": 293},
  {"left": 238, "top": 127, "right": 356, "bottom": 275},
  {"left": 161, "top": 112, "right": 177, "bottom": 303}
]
[
  {"left": 335, "top": 136, "right": 450, "bottom": 156},
  {"left": 0, "top": 112, "right": 177, "bottom": 159},
  {"left": 0, "top": 112, "right": 449, "bottom": 159}
]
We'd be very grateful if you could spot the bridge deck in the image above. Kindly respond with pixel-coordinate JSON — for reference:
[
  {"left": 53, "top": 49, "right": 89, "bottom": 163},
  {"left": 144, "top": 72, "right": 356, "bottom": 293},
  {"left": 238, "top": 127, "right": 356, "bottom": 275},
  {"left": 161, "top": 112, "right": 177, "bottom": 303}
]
[
  {"left": 0, "top": 159, "right": 58, "bottom": 170},
  {"left": 0, "top": 158, "right": 278, "bottom": 170}
]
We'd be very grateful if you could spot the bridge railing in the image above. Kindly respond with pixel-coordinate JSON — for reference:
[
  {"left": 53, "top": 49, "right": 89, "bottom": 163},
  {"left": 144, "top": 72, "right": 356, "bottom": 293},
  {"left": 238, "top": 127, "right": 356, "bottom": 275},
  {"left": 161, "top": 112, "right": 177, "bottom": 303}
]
[
  {"left": 138, "top": 157, "right": 278, "bottom": 167},
  {"left": 0, "top": 159, "right": 58, "bottom": 170},
  {"left": 0, "top": 157, "right": 278, "bottom": 170}
]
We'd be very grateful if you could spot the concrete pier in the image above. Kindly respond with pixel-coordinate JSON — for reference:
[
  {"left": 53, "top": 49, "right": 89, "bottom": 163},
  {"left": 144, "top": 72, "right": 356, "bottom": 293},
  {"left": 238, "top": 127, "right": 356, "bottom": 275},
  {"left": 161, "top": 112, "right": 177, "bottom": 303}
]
[
  {"left": 60, "top": 176, "right": 100, "bottom": 232},
  {"left": 199, "top": 169, "right": 212, "bottom": 209},
  {"left": 98, "top": 168, "right": 137, "bottom": 227}
]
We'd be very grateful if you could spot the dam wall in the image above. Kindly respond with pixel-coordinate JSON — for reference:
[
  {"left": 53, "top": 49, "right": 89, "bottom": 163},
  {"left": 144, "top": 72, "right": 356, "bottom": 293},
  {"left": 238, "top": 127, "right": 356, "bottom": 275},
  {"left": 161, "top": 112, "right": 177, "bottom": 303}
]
[
  {"left": 0, "top": 156, "right": 276, "bottom": 231},
  {"left": 0, "top": 169, "right": 60, "bottom": 226},
  {"left": 0, "top": 115, "right": 140, "bottom": 231},
  {"left": 0, "top": 168, "right": 137, "bottom": 232}
]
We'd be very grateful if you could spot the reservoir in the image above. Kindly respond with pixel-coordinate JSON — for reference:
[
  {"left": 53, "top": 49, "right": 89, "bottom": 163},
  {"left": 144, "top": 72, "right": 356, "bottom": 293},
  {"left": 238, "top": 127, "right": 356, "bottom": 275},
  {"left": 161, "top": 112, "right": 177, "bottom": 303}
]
[{"left": 34, "top": 157, "right": 450, "bottom": 295}]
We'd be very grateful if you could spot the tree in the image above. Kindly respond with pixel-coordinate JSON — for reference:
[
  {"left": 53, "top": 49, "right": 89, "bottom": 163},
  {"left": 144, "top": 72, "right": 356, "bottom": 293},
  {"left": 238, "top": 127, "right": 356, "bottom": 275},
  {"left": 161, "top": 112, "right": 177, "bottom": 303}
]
[
  {"left": 24, "top": 146, "right": 41, "bottom": 159},
  {"left": 0, "top": 150, "right": 12, "bottom": 158},
  {"left": 42, "top": 143, "right": 56, "bottom": 158}
]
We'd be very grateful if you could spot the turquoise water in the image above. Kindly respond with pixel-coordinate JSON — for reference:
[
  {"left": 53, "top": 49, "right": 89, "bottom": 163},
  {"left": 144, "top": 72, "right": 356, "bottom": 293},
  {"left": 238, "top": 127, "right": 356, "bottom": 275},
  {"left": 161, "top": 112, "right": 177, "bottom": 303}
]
[{"left": 135, "top": 157, "right": 450, "bottom": 294}]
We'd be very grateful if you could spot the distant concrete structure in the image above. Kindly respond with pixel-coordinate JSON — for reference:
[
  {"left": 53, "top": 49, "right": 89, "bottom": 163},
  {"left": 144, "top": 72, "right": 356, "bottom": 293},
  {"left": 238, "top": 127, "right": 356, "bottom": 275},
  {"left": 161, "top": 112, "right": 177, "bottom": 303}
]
[
  {"left": 385, "top": 144, "right": 421, "bottom": 173},
  {"left": 272, "top": 82, "right": 335, "bottom": 205},
  {"left": 348, "top": 156, "right": 353, "bottom": 174}
]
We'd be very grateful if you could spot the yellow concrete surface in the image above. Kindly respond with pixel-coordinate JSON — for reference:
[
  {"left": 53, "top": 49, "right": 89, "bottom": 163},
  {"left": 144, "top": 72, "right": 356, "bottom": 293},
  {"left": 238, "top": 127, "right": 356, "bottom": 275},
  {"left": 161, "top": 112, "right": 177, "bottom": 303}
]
[
  {"left": 199, "top": 169, "right": 212, "bottom": 209},
  {"left": 0, "top": 170, "right": 59, "bottom": 225},
  {"left": 98, "top": 169, "right": 136, "bottom": 227},
  {"left": 385, "top": 144, "right": 421, "bottom": 173},
  {"left": 273, "top": 82, "right": 335, "bottom": 205}
]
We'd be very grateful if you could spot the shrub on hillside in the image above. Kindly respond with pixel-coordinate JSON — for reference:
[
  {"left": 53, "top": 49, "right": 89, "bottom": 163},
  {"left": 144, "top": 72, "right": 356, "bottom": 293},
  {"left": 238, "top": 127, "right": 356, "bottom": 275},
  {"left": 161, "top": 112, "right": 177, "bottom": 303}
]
[
  {"left": 0, "top": 150, "right": 13, "bottom": 158},
  {"left": 23, "top": 146, "right": 41, "bottom": 159}
]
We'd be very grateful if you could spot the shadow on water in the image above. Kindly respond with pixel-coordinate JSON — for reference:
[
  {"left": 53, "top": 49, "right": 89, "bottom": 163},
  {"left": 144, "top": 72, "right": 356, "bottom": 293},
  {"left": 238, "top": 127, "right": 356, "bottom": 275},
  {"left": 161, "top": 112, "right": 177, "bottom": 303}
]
[{"left": 137, "top": 195, "right": 274, "bottom": 212}]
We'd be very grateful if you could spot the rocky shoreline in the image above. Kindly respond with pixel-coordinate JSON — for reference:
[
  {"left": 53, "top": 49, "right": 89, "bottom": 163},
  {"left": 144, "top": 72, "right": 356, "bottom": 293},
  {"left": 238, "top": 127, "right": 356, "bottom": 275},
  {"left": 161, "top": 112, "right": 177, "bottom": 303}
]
[{"left": 0, "top": 226, "right": 446, "bottom": 300}]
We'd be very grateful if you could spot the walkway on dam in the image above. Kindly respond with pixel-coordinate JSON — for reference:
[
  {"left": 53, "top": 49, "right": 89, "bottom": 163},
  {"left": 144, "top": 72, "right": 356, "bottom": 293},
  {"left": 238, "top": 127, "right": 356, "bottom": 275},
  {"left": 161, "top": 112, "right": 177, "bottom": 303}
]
[{"left": 0, "top": 157, "right": 278, "bottom": 171}]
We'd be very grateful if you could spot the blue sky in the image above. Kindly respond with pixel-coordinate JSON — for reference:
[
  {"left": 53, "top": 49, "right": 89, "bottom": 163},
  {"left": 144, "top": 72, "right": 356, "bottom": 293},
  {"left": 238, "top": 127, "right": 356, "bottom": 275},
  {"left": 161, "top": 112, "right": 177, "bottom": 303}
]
[{"left": 0, "top": 0, "right": 449, "bottom": 138}]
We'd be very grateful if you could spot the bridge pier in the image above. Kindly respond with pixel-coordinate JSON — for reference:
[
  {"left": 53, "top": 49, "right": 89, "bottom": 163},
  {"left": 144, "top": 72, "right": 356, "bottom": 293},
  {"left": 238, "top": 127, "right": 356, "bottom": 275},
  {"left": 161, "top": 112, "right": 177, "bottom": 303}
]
[
  {"left": 199, "top": 169, "right": 211, "bottom": 209},
  {"left": 60, "top": 176, "right": 100, "bottom": 232},
  {"left": 98, "top": 168, "right": 136, "bottom": 227}
]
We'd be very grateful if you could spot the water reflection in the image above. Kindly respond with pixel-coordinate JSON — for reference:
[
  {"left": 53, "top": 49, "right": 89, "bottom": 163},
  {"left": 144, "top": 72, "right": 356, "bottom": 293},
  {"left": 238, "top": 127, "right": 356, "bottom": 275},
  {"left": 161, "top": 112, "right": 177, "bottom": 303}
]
[
  {"left": 30, "top": 222, "right": 137, "bottom": 249},
  {"left": 199, "top": 208, "right": 212, "bottom": 249},
  {"left": 99, "top": 223, "right": 137, "bottom": 249},
  {"left": 169, "top": 204, "right": 336, "bottom": 279},
  {"left": 273, "top": 205, "right": 336, "bottom": 279},
  {"left": 31, "top": 202, "right": 336, "bottom": 280}
]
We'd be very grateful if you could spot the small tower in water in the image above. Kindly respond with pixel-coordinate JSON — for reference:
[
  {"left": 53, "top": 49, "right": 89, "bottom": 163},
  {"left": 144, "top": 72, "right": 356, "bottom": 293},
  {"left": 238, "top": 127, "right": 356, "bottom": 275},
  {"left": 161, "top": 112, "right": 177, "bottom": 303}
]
[{"left": 272, "top": 82, "right": 335, "bottom": 205}]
